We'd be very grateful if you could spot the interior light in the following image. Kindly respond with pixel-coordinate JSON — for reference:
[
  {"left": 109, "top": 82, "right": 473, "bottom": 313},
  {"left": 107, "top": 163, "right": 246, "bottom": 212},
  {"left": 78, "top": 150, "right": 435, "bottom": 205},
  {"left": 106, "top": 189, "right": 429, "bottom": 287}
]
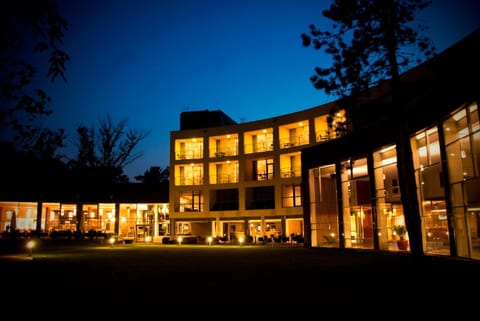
[{"left": 452, "top": 109, "right": 466, "bottom": 121}]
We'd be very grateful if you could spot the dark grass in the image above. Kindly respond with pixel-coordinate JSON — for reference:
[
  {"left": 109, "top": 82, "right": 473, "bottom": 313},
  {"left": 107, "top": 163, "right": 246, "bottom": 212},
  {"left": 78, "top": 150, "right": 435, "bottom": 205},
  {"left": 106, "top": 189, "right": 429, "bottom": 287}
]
[{"left": 1, "top": 239, "right": 478, "bottom": 317}]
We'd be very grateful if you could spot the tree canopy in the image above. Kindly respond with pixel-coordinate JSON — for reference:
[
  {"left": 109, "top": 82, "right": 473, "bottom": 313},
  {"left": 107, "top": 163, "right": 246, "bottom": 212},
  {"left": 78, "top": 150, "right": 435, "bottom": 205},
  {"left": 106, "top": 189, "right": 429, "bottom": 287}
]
[
  {"left": 68, "top": 114, "right": 150, "bottom": 184},
  {"left": 135, "top": 166, "right": 169, "bottom": 184},
  {"left": 0, "top": 1, "right": 156, "bottom": 187},
  {"left": 302, "top": 0, "right": 435, "bottom": 97},
  {"left": 302, "top": 0, "right": 435, "bottom": 133},
  {"left": 301, "top": 0, "right": 436, "bottom": 255},
  {"left": 0, "top": 0, "right": 69, "bottom": 159}
]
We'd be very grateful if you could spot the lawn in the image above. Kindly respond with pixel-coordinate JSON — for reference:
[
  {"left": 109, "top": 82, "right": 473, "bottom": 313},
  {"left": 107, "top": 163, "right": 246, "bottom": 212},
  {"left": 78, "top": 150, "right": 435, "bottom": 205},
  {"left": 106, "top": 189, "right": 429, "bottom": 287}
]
[{"left": 1, "top": 239, "right": 478, "bottom": 317}]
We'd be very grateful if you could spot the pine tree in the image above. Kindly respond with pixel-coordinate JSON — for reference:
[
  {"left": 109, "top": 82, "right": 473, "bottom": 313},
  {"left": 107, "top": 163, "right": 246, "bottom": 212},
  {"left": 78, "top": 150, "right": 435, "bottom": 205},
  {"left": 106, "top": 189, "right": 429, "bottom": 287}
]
[{"left": 302, "top": 0, "right": 436, "bottom": 255}]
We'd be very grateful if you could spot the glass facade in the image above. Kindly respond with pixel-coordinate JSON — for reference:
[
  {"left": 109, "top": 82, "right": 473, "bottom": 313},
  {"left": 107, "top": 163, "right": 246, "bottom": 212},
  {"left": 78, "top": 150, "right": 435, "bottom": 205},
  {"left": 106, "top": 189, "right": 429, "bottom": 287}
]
[
  {"left": 306, "top": 101, "right": 480, "bottom": 260},
  {"left": 443, "top": 103, "right": 480, "bottom": 258},
  {"left": 0, "top": 201, "right": 170, "bottom": 244}
]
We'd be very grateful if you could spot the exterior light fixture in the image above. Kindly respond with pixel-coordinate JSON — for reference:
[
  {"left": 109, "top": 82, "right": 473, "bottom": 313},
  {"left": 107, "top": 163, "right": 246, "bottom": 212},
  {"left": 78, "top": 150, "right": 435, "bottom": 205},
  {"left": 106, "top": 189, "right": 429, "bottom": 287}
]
[
  {"left": 177, "top": 236, "right": 183, "bottom": 245},
  {"left": 207, "top": 236, "right": 213, "bottom": 246},
  {"left": 238, "top": 236, "right": 244, "bottom": 246},
  {"left": 109, "top": 236, "right": 115, "bottom": 247},
  {"left": 26, "top": 240, "right": 35, "bottom": 256}
]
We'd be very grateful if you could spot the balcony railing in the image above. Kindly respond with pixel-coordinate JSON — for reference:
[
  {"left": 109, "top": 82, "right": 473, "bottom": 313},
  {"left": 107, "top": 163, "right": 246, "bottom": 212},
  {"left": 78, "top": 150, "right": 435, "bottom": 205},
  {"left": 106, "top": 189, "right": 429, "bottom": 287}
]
[
  {"left": 210, "top": 173, "right": 239, "bottom": 184},
  {"left": 175, "top": 150, "right": 203, "bottom": 160},
  {"left": 176, "top": 176, "right": 204, "bottom": 186}
]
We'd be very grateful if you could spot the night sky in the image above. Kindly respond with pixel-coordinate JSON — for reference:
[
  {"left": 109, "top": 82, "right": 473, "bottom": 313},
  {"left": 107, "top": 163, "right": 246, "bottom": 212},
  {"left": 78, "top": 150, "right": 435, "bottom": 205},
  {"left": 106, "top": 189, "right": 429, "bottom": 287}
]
[{"left": 40, "top": 0, "right": 480, "bottom": 180}]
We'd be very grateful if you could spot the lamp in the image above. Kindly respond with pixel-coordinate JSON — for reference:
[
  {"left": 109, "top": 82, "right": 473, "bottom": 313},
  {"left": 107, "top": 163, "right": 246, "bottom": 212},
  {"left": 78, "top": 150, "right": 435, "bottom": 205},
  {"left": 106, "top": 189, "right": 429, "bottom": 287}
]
[{"left": 26, "top": 240, "right": 35, "bottom": 256}]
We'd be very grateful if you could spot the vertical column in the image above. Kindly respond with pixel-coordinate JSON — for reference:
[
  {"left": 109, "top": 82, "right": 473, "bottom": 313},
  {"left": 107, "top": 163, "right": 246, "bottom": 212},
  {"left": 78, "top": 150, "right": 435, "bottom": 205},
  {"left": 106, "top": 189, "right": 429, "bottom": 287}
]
[
  {"left": 76, "top": 203, "right": 83, "bottom": 234},
  {"left": 114, "top": 202, "right": 120, "bottom": 236},
  {"left": 243, "top": 218, "right": 249, "bottom": 243},
  {"left": 36, "top": 201, "right": 43, "bottom": 236},
  {"left": 308, "top": 118, "right": 316, "bottom": 144}
]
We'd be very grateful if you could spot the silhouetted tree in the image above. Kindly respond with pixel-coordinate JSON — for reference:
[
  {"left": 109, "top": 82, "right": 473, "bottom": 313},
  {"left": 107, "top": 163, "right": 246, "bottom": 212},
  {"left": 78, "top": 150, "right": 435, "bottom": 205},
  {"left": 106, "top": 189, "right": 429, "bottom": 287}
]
[
  {"left": 68, "top": 114, "right": 149, "bottom": 184},
  {"left": 301, "top": 0, "right": 436, "bottom": 256},
  {"left": 0, "top": 140, "right": 69, "bottom": 194},
  {"left": 135, "top": 166, "right": 169, "bottom": 184},
  {"left": 0, "top": 0, "right": 69, "bottom": 157}
]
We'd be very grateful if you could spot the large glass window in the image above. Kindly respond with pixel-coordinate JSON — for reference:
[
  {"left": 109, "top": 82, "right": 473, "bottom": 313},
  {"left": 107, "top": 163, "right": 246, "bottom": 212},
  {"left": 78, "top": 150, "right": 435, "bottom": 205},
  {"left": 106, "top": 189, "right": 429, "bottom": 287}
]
[
  {"left": 208, "top": 133, "right": 238, "bottom": 158},
  {"left": 177, "top": 191, "right": 203, "bottom": 212},
  {"left": 281, "top": 184, "right": 302, "bottom": 208},
  {"left": 244, "top": 158, "right": 274, "bottom": 181},
  {"left": 0, "top": 202, "right": 38, "bottom": 236},
  {"left": 245, "top": 186, "right": 274, "bottom": 210},
  {"left": 210, "top": 189, "right": 239, "bottom": 211},
  {"left": 174, "top": 137, "right": 204, "bottom": 160},
  {"left": 443, "top": 102, "right": 480, "bottom": 259},
  {"left": 341, "top": 157, "right": 373, "bottom": 249},
  {"left": 373, "top": 144, "right": 406, "bottom": 251},
  {"left": 209, "top": 160, "right": 239, "bottom": 184},
  {"left": 279, "top": 152, "right": 301, "bottom": 178},
  {"left": 114, "top": 203, "right": 169, "bottom": 242},
  {"left": 52, "top": 204, "right": 77, "bottom": 234},
  {"left": 278, "top": 120, "right": 309, "bottom": 149},
  {"left": 313, "top": 110, "right": 346, "bottom": 142},
  {"left": 307, "top": 165, "right": 339, "bottom": 247},
  {"left": 244, "top": 128, "right": 273, "bottom": 154},
  {"left": 412, "top": 127, "right": 449, "bottom": 255},
  {"left": 174, "top": 163, "right": 204, "bottom": 186}
]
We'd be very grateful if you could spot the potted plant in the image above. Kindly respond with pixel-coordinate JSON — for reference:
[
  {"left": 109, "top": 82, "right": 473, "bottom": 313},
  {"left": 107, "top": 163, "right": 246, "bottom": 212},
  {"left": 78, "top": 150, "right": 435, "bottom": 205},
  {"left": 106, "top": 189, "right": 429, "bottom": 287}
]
[{"left": 392, "top": 225, "right": 409, "bottom": 250}]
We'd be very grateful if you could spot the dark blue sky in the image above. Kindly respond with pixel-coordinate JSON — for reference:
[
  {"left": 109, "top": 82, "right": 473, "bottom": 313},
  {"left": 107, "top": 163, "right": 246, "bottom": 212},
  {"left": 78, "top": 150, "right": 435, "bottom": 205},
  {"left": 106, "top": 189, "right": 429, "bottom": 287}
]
[{"left": 43, "top": 0, "right": 480, "bottom": 180}]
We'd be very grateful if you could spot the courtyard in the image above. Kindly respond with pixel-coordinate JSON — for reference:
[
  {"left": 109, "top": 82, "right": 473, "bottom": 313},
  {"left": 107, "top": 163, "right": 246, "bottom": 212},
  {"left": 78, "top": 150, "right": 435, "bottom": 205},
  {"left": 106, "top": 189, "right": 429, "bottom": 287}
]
[{"left": 1, "top": 239, "right": 478, "bottom": 318}]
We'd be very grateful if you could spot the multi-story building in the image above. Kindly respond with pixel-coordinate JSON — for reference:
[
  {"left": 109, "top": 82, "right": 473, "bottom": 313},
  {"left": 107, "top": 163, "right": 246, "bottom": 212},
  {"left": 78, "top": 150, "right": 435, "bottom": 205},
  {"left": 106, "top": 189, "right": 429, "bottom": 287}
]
[
  {"left": 169, "top": 27, "right": 480, "bottom": 262},
  {"left": 169, "top": 100, "right": 346, "bottom": 244},
  {"left": 1, "top": 27, "right": 478, "bottom": 262}
]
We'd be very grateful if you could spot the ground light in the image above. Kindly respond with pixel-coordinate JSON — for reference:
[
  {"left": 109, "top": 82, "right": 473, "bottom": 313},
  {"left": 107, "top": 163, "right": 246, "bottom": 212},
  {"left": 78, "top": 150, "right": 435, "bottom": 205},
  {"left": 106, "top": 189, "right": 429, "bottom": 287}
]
[
  {"left": 177, "top": 236, "right": 183, "bottom": 245},
  {"left": 207, "top": 236, "right": 213, "bottom": 246},
  {"left": 109, "top": 236, "right": 115, "bottom": 247},
  {"left": 238, "top": 236, "right": 244, "bottom": 246},
  {"left": 26, "top": 240, "right": 35, "bottom": 256}
]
